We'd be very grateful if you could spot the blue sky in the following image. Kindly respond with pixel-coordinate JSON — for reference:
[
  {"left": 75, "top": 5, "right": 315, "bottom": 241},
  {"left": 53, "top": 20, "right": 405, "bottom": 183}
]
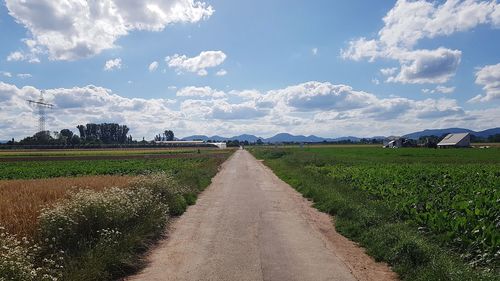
[{"left": 0, "top": 0, "right": 499, "bottom": 139}]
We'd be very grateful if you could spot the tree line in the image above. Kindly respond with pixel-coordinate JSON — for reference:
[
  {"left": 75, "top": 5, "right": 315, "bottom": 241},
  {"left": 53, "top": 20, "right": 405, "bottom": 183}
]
[{"left": 7, "top": 123, "right": 133, "bottom": 145}]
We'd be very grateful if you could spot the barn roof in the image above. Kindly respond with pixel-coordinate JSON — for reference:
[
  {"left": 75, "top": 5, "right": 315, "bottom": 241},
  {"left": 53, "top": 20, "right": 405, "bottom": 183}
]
[{"left": 437, "top": 133, "right": 470, "bottom": 146}]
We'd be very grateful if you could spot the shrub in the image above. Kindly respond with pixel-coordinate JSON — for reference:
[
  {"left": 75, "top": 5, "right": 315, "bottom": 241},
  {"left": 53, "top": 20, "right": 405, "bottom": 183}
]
[
  {"left": 37, "top": 186, "right": 168, "bottom": 258},
  {"left": 168, "top": 194, "right": 187, "bottom": 216}
]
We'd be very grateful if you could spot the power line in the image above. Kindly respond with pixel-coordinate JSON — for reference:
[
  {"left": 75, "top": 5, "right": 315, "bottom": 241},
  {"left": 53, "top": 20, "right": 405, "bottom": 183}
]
[{"left": 27, "top": 90, "right": 54, "bottom": 134}]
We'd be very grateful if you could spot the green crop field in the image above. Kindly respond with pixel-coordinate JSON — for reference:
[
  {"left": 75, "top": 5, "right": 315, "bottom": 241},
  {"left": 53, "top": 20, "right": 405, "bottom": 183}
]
[
  {"left": 250, "top": 147, "right": 500, "bottom": 280},
  {"left": 0, "top": 157, "right": 227, "bottom": 180},
  {"left": 0, "top": 147, "right": 218, "bottom": 158}
]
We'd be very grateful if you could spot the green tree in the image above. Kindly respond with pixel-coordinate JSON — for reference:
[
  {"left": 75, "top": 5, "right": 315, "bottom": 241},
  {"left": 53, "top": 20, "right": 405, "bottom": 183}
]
[{"left": 164, "top": 130, "right": 174, "bottom": 141}]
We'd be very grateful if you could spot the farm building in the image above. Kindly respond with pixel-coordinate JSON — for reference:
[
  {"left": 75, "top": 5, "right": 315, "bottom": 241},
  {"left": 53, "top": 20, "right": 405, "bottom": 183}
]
[
  {"left": 383, "top": 137, "right": 415, "bottom": 148},
  {"left": 437, "top": 133, "right": 470, "bottom": 148},
  {"left": 383, "top": 138, "right": 403, "bottom": 148}
]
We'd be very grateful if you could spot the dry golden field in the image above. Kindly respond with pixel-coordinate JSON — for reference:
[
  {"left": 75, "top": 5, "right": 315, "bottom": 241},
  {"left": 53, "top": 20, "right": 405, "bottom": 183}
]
[{"left": 0, "top": 175, "right": 133, "bottom": 237}]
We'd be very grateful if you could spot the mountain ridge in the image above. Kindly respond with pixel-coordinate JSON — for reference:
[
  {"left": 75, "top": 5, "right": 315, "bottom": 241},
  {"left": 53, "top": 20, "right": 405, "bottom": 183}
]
[{"left": 181, "top": 127, "right": 500, "bottom": 143}]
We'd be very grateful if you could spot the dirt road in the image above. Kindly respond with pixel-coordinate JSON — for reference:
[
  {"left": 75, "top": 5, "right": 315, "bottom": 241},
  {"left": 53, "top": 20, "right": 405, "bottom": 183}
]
[{"left": 128, "top": 150, "right": 397, "bottom": 281}]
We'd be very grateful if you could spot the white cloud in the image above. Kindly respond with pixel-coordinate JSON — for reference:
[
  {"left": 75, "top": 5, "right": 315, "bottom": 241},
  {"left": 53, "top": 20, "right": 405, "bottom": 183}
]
[
  {"left": 436, "top": 86, "right": 454, "bottom": 94},
  {"left": 422, "top": 85, "right": 455, "bottom": 94},
  {"left": 6, "top": 51, "right": 25, "bottom": 62},
  {"left": 312, "top": 48, "right": 318, "bottom": 56},
  {"left": 16, "top": 73, "right": 32, "bottom": 79},
  {"left": 6, "top": 40, "right": 44, "bottom": 63},
  {"left": 166, "top": 50, "right": 226, "bottom": 76},
  {"left": 5, "top": 0, "right": 214, "bottom": 61},
  {"left": 379, "top": 0, "right": 498, "bottom": 48},
  {"left": 271, "top": 82, "right": 376, "bottom": 111},
  {"left": 372, "top": 78, "right": 380, "bottom": 85},
  {"left": 469, "top": 63, "right": 500, "bottom": 102},
  {"left": 180, "top": 99, "right": 268, "bottom": 120},
  {"left": 1, "top": 71, "right": 12, "bottom": 78},
  {"left": 148, "top": 61, "right": 159, "bottom": 72},
  {"left": 387, "top": 48, "right": 461, "bottom": 84},
  {"left": 0, "top": 81, "right": 497, "bottom": 140},
  {"left": 342, "top": 0, "right": 500, "bottom": 84},
  {"left": 380, "top": 67, "right": 398, "bottom": 76},
  {"left": 215, "top": 69, "right": 227, "bottom": 76},
  {"left": 1, "top": 71, "right": 32, "bottom": 79},
  {"left": 104, "top": 58, "right": 122, "bottom": 71},
  {"left": 176, "top": 86, "right": 225, "bottom": 98}
]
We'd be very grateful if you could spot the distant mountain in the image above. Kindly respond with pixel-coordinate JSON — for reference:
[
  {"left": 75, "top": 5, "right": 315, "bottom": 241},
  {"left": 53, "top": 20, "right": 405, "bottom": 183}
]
[
  {"left": 0, "top": 140, "right": 8, "bottom": 144},
  {"left": 181, "top": 134, "right": 261, "bottom": 142},
  {"left": 230, "top": 134, "right": 261, "bottom": 142},
  {"left": 475, "top": 128, "right": 500, "bottom": 138},
  {"left": 181, "top": 135, "right": 211, "bottom": 141},
  {"left": 182, "top": 133, "right": 359, "bottom": 143},
  {"left": 264, "top": 133, "right": 325, "bottom": 143},
  {"left": 177, "top": 128, "right": 500, "bottom": 143},
  {"left": 328, "top": 136, "right": 361, "bottom": 142},
  {"left": 403, "top": 127, "right": 500, "bottom": 139}
]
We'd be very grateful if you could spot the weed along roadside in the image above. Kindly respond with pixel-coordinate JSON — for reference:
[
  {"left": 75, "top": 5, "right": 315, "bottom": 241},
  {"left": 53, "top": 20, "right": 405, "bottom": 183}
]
[
  {"left": 0, "top": 152, "right": 232, "bottom": 281},
  {"left": 249, "top": 147, "right": 500, "bottom": 281}
]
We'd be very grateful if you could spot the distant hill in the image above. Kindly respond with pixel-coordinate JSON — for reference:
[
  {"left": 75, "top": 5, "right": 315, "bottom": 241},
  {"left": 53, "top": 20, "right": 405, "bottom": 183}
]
[
  {"left": 329, "top": 136, "right": 362, "bottom": 142},
  {"left": 0, "top": 140, "right": 8, "bottom": 144},
  {"left": 182, "top": 135, "right": 259, "bottom": 142},
  {"left": 182, "top": 133, "right": 360, "bottom": 143},
  {"left": 403, "top": 127, "right": 500, "bottom": 139},
  {"left": 179, "top": 127, "right": 499, "bottom": 143},
  {"left": 265, "top": 133, "right": 324, "bottom": 143}
]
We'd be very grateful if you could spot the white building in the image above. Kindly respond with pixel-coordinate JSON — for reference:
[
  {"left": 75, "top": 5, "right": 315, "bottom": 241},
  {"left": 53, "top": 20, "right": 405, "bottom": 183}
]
[
  {"left": 154, "top": 140, "right": 227, "bottom": 149},
  {"left": 437, "top": 133, "right": 471, "bottom": 148}
]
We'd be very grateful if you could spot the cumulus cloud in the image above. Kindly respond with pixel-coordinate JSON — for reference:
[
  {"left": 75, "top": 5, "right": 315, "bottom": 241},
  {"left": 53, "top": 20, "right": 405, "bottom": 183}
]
[
  {"left": 176, "top": 86, "right": 225, "bottom": 98},
  {"left": 166, "top": 51, "right": 226, "bottom": 76},
  {"left": 387, "top": 48, "right": 461, "bottom": 84},
  {"left": 1, "top": 71, "right": 12, "bottom": 78},
  {"left": 380, "top": 67, "right": 398, "bottom": 76},
  {"left": 180, "top": 99, "right": 268, "bottom": 120},
  {"left": 17, "top": 73, "right": 32, "bottom": 79},
  {"left": 0, "top": 82, "right": 180, "bottom": 139},
  {"left": 148, "top": 61, "right": 159, "bottom": 72},
  {"left": 262, "top": 81, "right": 465, "bottom": 122},
  {"left": 270, "top": 82, "right": 376, "bottom": 111},
  {"left": 422, "top": 85, "right": 455, "bottom": 94},
  {"left": 413, "top": 98, "right": 464, "bottom": 119},
  {"left": 104, "top": 58, "right": 122, "bottom": 71},
  {"left": 215, "top": 69, "right": 227, "bottom": 76},
  {"left": 6, "top": 51, "right": 25, "bottom": 62},
  {"left": 5, "top": 0, "right": 214, "bottom": 61},
  {"left": 342, "top": 0, "right": 500, "bottom": 84},
  {"left": 1, "top": 71, "right": 32, "bottom": 79},
  {"left": 469, "top": 63, "right": 500, "bottom": 102},
  {"left": 312, "top": 48, "right": 318, "bottom": 55},
  {"left": 0, "top": 81, "right": 496, "bottom": 140}
]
